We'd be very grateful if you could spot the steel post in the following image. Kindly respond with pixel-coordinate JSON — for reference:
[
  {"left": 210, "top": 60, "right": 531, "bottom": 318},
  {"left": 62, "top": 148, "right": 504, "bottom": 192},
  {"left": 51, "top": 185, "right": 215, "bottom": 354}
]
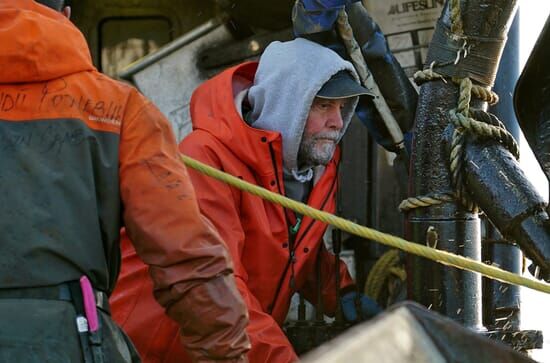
[
  {"left": 484, "top": 12, "right": 523, "bottom": 332},
  {"left": 407, "top": 0, "right": 519, "bottom": 329}
]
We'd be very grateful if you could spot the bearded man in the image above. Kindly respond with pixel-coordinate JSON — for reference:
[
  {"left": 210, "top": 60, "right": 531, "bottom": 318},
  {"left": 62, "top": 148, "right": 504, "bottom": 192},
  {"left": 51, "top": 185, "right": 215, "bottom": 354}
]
[{"left": 111, "top": 38, "right": 382, "bottom": 363}]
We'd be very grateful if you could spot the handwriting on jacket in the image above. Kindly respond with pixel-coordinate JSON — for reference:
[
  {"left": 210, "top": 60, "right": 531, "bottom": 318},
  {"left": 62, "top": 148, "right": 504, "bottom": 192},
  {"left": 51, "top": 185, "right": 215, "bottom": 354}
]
[
  {"left": 0, "top": 92, "right": 26, "bottom": 112},
  {"left": 0, "top": 124, "right": 85, "bottom": 155},
  {"left": 1, "top": 78, "right": 124, "bottom": 127},
  {"left": 39, "top": 79, "right": 123, "bottom": 126},
  {"left": 141, "top": 155, "right": 192, "bottom": 201}
]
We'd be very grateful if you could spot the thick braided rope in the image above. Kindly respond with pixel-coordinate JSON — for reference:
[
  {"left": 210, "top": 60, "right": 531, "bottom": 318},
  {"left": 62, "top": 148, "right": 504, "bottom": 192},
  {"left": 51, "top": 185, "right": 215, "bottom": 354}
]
[
  {"left": 449, "top": 128, "right": 478, "bottom": 212},
  {"left": 472, "top": 110, "right": 520, "bottom": 159},
  {"left": 400, "top": 72, "right": 463, "bottom": 211},
  {"left": 456, "top": 77, "right": 472, "bottom": 115},
  {"left": 449, "top": 77, "right": 520, "bottom": 212},
  {"left": 181, "top": 154, "right": 550, "bottom": 294},
  {"left": 471, "top": 85, "right": 499, "bottom": 105},
  {"left": 450, "top": 77, "right": 479, "bottom": 211},
  {"left": 413, "top": 68, "right": 445, "bottom": 84},
  {"left": 389, "top": 266, "right": 407, "bottom": 281},
  {"left": 399, "top": 192, "right": 455, "bottom": 212},
  {"left": 364, "top": 249, "right": 401, "bottom": 302},
  {"left": 414, "top": 70, "right": 499, "bottom": 105},
  {"left": 450, "top": 110, "right": 520, "bottom": 160},
  {"left": 408, "top": 71, "right": 511, "bottom": 213}
]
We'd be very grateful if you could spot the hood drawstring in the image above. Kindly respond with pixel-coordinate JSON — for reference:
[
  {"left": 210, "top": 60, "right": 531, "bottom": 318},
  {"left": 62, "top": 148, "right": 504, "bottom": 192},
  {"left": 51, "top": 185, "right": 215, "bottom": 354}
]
[{"left": 291, "top": 168, "right": 313, "bottom": 183}]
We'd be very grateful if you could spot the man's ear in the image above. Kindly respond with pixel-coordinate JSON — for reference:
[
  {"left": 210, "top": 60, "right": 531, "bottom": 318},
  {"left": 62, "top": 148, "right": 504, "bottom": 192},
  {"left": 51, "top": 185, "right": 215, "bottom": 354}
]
[{"left": 62, "top": 6, "right": 71, "bottom": 19}]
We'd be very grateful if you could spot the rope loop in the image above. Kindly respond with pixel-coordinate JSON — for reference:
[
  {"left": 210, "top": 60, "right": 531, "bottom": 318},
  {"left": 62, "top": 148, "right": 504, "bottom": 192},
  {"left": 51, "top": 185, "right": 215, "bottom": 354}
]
[
  {"left": 399, "top": 193, "right": 455, "bottom": 212},
  {"left": 409, "top": 67, "right": 508, "bottom": 214},
  {"left": 414, "top": 69, "right": 499, "bottom": 105},
  {"left": 364, "top": 249, "right": 404, "bottom": 305},
  {"left": 470, "top": 110, "right": 520, "bottom": 159},
  {"left": 456, "top": 77, "right": 472, "bottom": 115},
  {"left": 449, "top": 110, "right": 520, "bottom": 160}
]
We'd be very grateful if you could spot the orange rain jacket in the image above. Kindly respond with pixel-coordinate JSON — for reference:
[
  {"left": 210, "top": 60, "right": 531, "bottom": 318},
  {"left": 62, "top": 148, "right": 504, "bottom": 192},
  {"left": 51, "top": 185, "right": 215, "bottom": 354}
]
[
  {"left": 111, "top": 62, "right": 355, "bottom": 362},
  {"left": 0, "top": 1, "right": 249, "bottom": 362}
]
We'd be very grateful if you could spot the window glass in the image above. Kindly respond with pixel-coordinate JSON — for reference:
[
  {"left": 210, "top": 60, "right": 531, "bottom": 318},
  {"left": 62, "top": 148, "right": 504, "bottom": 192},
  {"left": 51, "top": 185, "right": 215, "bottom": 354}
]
[{"left": 100, "top": 18, "right": 172, "bottom": 77}]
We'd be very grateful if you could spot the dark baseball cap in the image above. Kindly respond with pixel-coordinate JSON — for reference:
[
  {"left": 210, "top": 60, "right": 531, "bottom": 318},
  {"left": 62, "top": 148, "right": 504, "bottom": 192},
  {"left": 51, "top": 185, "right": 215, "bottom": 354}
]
[{"left": 317, "top": 70, "right": 374, "bottom": 99}]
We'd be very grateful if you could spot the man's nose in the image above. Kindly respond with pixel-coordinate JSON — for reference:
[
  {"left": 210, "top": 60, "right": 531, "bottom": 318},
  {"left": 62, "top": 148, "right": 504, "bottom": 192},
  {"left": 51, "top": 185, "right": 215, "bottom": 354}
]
[{"left": 327, "top": 108, "right": 344, "bottom": 130}]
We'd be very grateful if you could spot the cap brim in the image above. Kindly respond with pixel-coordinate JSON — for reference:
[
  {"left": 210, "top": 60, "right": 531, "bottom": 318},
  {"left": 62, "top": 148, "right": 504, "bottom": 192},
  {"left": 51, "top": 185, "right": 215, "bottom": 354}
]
[{"left": 317, "top": 74, "right": 375, "bottom": 99}]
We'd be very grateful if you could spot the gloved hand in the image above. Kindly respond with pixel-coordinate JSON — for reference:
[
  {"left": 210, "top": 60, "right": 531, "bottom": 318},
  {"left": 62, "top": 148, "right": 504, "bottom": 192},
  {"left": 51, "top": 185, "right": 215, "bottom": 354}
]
[
  {"left": 293, "top": 1, "right": 418, "bottom": 153},
  {"left": 341, "top": 291, "right": 382, "bottom": 322},
  {"left": 293, "top": 0, "right": 361, "bottom": 34}
]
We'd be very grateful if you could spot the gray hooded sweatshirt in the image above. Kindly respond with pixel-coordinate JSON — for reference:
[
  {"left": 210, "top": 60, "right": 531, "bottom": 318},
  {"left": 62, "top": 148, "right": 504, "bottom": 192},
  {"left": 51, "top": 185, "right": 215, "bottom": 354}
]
[{"left": 246, "top": 38, "right": 360, "bottom": 186}]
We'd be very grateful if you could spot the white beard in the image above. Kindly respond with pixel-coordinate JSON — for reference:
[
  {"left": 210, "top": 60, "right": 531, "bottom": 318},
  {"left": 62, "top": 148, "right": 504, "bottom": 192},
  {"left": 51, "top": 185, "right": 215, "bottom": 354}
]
[{"left": 298, "top": 131, "right": 340, "bottom": 167}]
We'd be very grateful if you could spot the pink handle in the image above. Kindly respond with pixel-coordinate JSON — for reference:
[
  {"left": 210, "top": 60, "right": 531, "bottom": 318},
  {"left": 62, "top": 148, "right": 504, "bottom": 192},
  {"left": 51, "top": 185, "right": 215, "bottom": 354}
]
[{"left": 80, "top": 276, "right": 99, "bottom": 332}]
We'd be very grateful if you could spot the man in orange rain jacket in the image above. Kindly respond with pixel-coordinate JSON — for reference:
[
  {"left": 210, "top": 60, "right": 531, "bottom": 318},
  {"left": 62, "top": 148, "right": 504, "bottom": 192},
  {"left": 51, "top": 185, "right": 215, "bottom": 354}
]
[
  {"left": 0, "top": 1, "right": 249, "bottom": 362},
  {"left": 111, "top": 38, "right": 382, "bottom": 362}
]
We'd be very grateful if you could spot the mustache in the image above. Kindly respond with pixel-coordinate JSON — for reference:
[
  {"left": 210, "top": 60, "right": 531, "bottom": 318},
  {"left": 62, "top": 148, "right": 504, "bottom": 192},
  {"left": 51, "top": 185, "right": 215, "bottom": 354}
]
[{"left": 311, "top": 131, "right": 341, "bottom": 142}]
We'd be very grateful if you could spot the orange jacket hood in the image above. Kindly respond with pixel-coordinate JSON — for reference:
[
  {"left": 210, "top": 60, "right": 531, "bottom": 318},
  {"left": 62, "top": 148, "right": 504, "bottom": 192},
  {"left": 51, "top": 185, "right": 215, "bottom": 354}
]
[
  {"left": 190, "top": 62, "right": 284, "bottom": 175},
  {"left": 0, "top": 0, "right": 94, "bottom": 83}
]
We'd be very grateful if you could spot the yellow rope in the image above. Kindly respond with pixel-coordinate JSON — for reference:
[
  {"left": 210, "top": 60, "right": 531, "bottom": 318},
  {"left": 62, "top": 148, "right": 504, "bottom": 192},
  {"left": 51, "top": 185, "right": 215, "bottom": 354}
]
[
  {"left": 364, "top": 249, "right": 402, "bottom": 302},
  {"left": 180, "top": 154, "right": 550, "bottom": 294},
  {"left": 389, "top": 266, "right": 406, "bottom": 281}
]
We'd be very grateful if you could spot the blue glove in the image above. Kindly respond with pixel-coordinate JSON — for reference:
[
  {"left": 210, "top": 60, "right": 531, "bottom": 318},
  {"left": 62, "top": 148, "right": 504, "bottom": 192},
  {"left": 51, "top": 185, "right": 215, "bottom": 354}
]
[
  {"left": 292, "top": 0, "right": 361, "bottom": 36},
  {"left": 341, "top": 291, "right": 382, "bottom": 322},
  {"left": 302, "top": 0, "right": 358, "bottom": 10}
]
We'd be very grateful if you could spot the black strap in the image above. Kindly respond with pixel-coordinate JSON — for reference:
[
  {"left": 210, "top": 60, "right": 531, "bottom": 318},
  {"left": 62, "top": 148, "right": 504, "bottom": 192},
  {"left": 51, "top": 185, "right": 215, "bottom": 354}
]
[
  {"left": 68, "top": 281, "right": 86, "bottom": 317},
  {"left": 0, "top": 282, "right": 107, "bottom": 363},
  {"left": 0, "top": 283, "right": 110, "bottom": 314}
]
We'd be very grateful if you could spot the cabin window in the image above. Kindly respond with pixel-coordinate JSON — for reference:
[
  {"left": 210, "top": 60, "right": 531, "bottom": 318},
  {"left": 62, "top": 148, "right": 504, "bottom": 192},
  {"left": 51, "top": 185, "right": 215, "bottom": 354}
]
[{"left": 100, "top": 17, "right": 173, "bottom": 77}]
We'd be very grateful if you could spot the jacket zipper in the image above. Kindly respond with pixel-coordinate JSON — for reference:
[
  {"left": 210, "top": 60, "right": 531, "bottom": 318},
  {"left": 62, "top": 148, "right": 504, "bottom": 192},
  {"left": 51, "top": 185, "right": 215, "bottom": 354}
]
[
  {"left": 267, "top": 144, "right": 338, "bottom": 314},
  {"left": 267, "top": 144, "right": 296, "bottom": 313}
]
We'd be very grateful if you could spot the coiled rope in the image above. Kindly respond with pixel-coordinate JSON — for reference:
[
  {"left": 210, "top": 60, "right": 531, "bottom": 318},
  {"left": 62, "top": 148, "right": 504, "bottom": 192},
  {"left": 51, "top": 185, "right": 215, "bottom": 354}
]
[{"left": 364, "top": 249, "right": 405, "bottom": 303}]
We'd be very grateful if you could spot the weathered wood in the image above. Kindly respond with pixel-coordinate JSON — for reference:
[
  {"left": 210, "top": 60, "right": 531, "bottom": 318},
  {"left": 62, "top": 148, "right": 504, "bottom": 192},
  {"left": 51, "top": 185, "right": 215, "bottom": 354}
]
[
  {"left": 302, "top": 306, "right": 445, "bottom": 363},
  {"left": 302, "top": 302, "right": 536, "bottom": 363}
]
